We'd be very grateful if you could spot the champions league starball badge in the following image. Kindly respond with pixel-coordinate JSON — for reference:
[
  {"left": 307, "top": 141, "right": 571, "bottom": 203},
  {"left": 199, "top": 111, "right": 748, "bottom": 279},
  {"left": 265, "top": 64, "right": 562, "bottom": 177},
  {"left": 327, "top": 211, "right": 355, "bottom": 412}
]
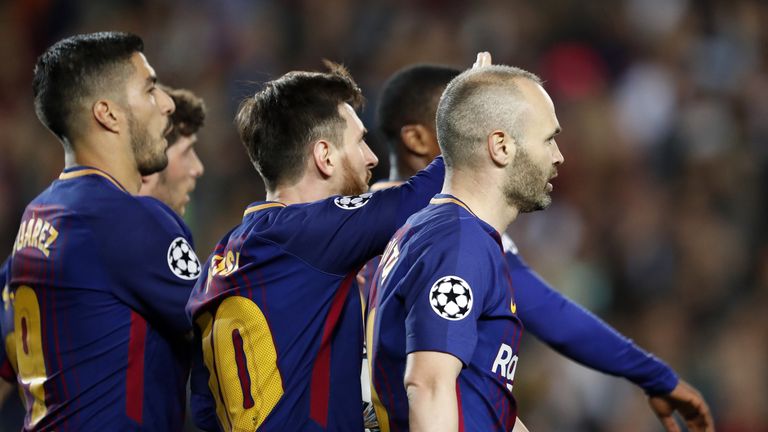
[
  {"left": 334, "top": 193, "right": 373, "bottom": 210},
  {"left": 429, "top": 275, "right": 473, "bottom": 320},
  {"left": 167, "top": 237, "right": 201, "bottom": 280}
]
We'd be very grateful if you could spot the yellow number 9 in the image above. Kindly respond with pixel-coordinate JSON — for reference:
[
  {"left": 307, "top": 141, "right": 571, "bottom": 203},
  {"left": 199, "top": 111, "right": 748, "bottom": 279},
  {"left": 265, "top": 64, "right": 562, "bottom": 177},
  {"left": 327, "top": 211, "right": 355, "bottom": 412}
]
[{"left": 14, "top": 285, "right": 48, "bottom": 426}]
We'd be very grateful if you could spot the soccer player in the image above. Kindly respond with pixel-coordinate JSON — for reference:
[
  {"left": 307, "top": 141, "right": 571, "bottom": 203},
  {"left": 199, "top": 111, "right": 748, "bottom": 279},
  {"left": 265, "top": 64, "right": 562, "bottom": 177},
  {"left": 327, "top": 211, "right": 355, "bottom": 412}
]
[
  {"left": 185, "top": 57, "right": 496, "bottom": 431},
  {"left": 139, "top": 85, "right": 206, "bottom": 216},
  {"left": 0, "top": 85, "right": 207, "bottom": 422},
  {"left": 368, "top": 65, "right": 714, "bottom": 431},
  {"left": 6, "top": 32, "right": 200, "bottom": 430},
  {"left": 364, "top": 65, "right": 714, "bottom": 431}
]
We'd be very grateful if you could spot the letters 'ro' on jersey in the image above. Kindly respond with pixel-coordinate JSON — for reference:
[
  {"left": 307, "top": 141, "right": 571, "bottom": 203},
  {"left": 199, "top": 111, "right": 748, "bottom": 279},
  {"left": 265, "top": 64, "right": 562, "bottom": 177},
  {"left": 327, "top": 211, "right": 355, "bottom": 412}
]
[
  {"left": 6, "top": 166, "right": 198, "bottom": 431},
  {"left": 369, "top": 194, "right": 524, "bottom": 432}
]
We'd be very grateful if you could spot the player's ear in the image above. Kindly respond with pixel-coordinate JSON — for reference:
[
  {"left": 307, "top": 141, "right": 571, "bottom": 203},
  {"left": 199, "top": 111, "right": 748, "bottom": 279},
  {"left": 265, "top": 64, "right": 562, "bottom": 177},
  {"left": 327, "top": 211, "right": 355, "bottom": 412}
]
[
  {"left": 400, "top": 124, "right": 435, "bottom": 157},
  {"left": 488, "top": 130, "right": 515, "bottom": 167},
  {"left": 311, "top": 139, "right": 334, "bottom": 178},
  {"left": 92, "top": 99, "right": 121, "bottom": 133}
]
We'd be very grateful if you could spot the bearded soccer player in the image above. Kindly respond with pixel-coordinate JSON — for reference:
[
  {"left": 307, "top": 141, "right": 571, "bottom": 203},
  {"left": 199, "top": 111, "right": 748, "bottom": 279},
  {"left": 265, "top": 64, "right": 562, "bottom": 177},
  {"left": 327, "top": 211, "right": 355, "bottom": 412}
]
[
  {"left": 6, "top": 32, "right": 200, "bottom": 430},
  {"left": 184, "top": 55, "right": 499, "bottom": 430},
  {"left": 140, "top": 85, "right": 206, "bottom": 216},
  {"left": 368, "top": 64, "right": 703, "bottom": 432},
  {"left": 363, "top": 65, "right": 713, "bottom": 431}
]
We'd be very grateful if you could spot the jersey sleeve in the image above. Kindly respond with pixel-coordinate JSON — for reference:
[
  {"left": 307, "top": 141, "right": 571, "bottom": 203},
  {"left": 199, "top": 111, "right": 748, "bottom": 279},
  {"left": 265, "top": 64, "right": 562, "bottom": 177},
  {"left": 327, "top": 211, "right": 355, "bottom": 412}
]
[
  {"left": 401, "top": 231, "right": 494, "bottom": 366},
  {"left": 189, "top": 331, "right": 220, "bottom": 431},
  {"left": 507, "top": 248, "right": 678, "bottom": 395},
  {"left": 98, "top": 197, "right": 199, "bottom": 334},
  {"left": 279, "top": 156, "right": 445, "bottom": 275}
]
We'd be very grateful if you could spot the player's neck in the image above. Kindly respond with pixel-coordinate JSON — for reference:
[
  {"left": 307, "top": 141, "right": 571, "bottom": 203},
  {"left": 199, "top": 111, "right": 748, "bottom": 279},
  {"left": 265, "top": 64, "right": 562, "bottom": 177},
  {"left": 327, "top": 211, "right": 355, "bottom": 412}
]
[
  {"left": 65, "top": 142, "right": 142, "bottom": 194},
  {"left": 267, "top": 177, "right": 332, "bottom": 205},
  {"left": 441, "top": 170, "right": 519, "bottom": 234}
]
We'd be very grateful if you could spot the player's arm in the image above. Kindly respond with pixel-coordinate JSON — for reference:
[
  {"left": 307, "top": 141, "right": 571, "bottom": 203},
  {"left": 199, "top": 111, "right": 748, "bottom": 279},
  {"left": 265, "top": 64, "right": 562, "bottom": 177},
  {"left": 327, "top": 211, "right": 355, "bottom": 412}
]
[
  {"left": 510, "top": 252, "right": 678, "bottom": 393},
  {"left": 404, "top": 351, "right": 463, "bottom": 432},
  {"left": 508, "top": 249, "right": 713, "bottom": 430},
  {"left": 189, "top": 332, "right": 220, "bottom": 432},
  {"left": 104, "top": 198, "right": 198, "bottom": 334}
]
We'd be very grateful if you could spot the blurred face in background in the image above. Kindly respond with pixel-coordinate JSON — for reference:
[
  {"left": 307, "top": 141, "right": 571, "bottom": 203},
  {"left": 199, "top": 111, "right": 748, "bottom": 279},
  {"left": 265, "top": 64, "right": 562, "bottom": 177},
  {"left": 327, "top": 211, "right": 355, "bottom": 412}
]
[{"left": 140, "top": 133, "right": 204, "bottom": 215}]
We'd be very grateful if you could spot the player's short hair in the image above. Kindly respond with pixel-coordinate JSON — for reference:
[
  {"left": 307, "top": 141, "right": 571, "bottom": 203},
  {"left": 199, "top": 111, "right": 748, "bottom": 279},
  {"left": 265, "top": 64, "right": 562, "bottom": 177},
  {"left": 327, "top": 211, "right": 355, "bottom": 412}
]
[
  {"left": 377, "top": 64, "right": 459, "bottom": 154},
  {"left": 32, "top": 32, "right": 144, "bottom": 146},
  {"left": 436, "top": 65, "right": 542, "bottom": 168},
  {"left": 235, "top": 62, "right": 364, "bottom": 191},
  {"left": 160, "top": 85, "right": 206, "bottom": 145}
]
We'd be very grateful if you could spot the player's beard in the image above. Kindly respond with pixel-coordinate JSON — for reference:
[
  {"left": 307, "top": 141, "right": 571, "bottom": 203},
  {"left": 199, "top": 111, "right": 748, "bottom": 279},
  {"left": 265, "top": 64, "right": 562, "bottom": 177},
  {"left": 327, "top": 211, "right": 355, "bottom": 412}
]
[
  {"left": 128, "top": 111, "right": 169, "bottom": 176},
  {"left": 503, "top": 146, "right": 554, "bottom": 213},
  {"left": 339, "top": 154, "right": 370, "bottom": 196}
]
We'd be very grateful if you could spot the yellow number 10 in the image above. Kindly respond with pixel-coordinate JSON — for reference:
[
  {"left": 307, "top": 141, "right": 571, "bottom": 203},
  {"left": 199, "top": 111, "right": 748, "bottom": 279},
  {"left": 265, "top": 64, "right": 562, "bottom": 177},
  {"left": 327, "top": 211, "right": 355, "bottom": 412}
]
[{"left": 197, "top": 296, "right": 284, "bottom": 431}]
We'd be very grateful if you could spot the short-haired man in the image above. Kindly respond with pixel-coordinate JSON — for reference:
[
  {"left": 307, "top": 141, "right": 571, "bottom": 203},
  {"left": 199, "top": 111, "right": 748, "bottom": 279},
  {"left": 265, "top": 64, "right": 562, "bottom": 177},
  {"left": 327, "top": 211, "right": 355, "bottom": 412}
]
[
  {"left": 140, "top": 85, "right": 206, "bottom": 216},
  {"left": 5, "top": 32, "right": 200, "bottom": 430},
  {"left": 368, "top": 65, "right": 713, "bottom": 431},
  {"left": 364, "top": 64, "right": 713, "bottom": 431},
  {"left": 185, "top": 58, "right": 498, "bottom": 430}
]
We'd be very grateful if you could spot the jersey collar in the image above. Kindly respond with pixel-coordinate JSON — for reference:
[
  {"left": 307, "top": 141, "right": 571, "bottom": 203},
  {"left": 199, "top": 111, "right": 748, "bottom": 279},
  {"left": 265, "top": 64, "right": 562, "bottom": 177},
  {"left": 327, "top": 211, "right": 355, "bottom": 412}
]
[
  {"left": 58, "top": 166, "right": 129, "bottom": 193},
  {"left": 430, "top": 193, "right": 503, "bottom": 249},
  {"left": 429, "top": 193, "right": 477, "bottom": 216},
  {"left": 243, "top": 202, "right": 286, "bottom": 218}
]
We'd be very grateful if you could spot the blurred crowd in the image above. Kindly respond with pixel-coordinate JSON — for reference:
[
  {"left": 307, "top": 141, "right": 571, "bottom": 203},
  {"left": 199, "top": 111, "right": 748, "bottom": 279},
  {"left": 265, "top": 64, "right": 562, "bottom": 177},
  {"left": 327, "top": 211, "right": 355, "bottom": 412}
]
[{"left": 1, "top": 0, "right": 766, "bottom": 431}]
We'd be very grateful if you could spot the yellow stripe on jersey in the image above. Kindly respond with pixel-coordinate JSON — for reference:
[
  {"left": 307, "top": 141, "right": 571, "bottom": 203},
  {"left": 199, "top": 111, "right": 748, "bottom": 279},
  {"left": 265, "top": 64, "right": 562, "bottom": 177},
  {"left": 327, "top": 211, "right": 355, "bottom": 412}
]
[
  {"left": 58, "top": 169, "right": 127, "bottom": 193},
  {"left": 197, "top": 312, "right": 232, "bottom": 431},
  {"left": 366, "top": 308, "right": 391, "bottom": 432},
  {"left": 243, "top": 203, "right": 286, "bottom": 217},
  {"left": 428, "top": 197, "right": 475, "bottom": 215}
]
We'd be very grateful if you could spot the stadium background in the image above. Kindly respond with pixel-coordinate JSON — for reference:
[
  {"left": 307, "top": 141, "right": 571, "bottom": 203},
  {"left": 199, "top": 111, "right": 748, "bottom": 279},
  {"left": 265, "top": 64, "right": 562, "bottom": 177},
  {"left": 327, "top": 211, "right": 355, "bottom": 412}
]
[{"left": 0, "top": 0, "right": 766, "bottom": 430}]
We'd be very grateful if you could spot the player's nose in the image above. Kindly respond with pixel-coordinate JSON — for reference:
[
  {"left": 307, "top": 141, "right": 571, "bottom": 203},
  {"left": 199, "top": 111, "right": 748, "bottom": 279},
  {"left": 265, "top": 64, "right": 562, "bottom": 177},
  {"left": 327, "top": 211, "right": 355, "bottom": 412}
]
[
  {"left": 363, "top": 141, "right": 378, "bottom": 169},
  {"left": 190, "top": 149, "right": 204, "bottom": 178}
]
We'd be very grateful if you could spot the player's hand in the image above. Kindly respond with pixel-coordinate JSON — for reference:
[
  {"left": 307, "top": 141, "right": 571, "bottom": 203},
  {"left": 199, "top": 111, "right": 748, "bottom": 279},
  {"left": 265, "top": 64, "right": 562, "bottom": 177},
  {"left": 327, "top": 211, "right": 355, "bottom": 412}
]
[
  {"left": 648, "top": 379, "right": 714, "bottom": 432},
  {"left": 473, "top": 52, "right": 492, "bottom": 68}
]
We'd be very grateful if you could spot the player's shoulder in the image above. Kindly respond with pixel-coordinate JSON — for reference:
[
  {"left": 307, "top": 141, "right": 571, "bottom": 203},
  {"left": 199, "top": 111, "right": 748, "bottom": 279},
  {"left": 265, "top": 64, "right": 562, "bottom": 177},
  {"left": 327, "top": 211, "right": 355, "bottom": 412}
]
[
  {"left": 135, "top": 196, "right": 193, "bottom": 241},
  {"left": 412, "top": 202, "right": 498, "bottom": 251},
  {"left": 240, "top": 193, "right": 375, "bottom": 237}
]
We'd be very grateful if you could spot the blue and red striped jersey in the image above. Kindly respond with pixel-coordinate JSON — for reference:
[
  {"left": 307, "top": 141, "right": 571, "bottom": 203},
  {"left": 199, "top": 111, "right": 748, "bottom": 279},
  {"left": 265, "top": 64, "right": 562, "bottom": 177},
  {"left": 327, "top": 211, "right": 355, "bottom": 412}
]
[
  {"left": 186, "top": 157, "right": 444, "bottom": 432},
  {"left": 7, "top": 166, "right": 198, "bottom": 431},
  {"left": 368, "top": 194, "right": 524, "bottom": 432},
  {"left": 0, "top": 258, "right": 15, "bottom": 383}
]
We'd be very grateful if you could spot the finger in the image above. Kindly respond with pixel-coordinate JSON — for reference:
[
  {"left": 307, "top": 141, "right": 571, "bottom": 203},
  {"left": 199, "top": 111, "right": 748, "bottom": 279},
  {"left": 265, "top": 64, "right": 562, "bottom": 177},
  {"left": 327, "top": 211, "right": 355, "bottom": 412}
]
[
  {"left": 659, "top": 415, "right": 681, "bottom": 432},
  {"left": 472, "top": 52, "right": 492, "bottom": 68},
  {"left": 472, "top": 52, "right": 483, "bottom": 68},
  {"left": 685, "top": 412, "right": 715, "bottom": 432},
  {"left": 483, "top": 52, "right": 493, "bottom": 66}
]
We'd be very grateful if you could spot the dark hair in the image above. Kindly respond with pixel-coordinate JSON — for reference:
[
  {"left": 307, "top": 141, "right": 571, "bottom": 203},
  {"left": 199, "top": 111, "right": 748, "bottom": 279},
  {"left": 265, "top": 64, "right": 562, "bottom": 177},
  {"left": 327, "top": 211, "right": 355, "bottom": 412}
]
[
  {"left": 160, "top": 85, "right": 206, "bottom": 145},
  {"left": 32, "top": 32, "right": 144, "bottom": 144},
  {"left": 377, "top": 64, "right": 459, "bottom": 154},
  {"left": 437, "top": 65, "right": 542, "bottom": 168},
  {"left": 235, "top": 62, "right": 364, "bottom": 191}
]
